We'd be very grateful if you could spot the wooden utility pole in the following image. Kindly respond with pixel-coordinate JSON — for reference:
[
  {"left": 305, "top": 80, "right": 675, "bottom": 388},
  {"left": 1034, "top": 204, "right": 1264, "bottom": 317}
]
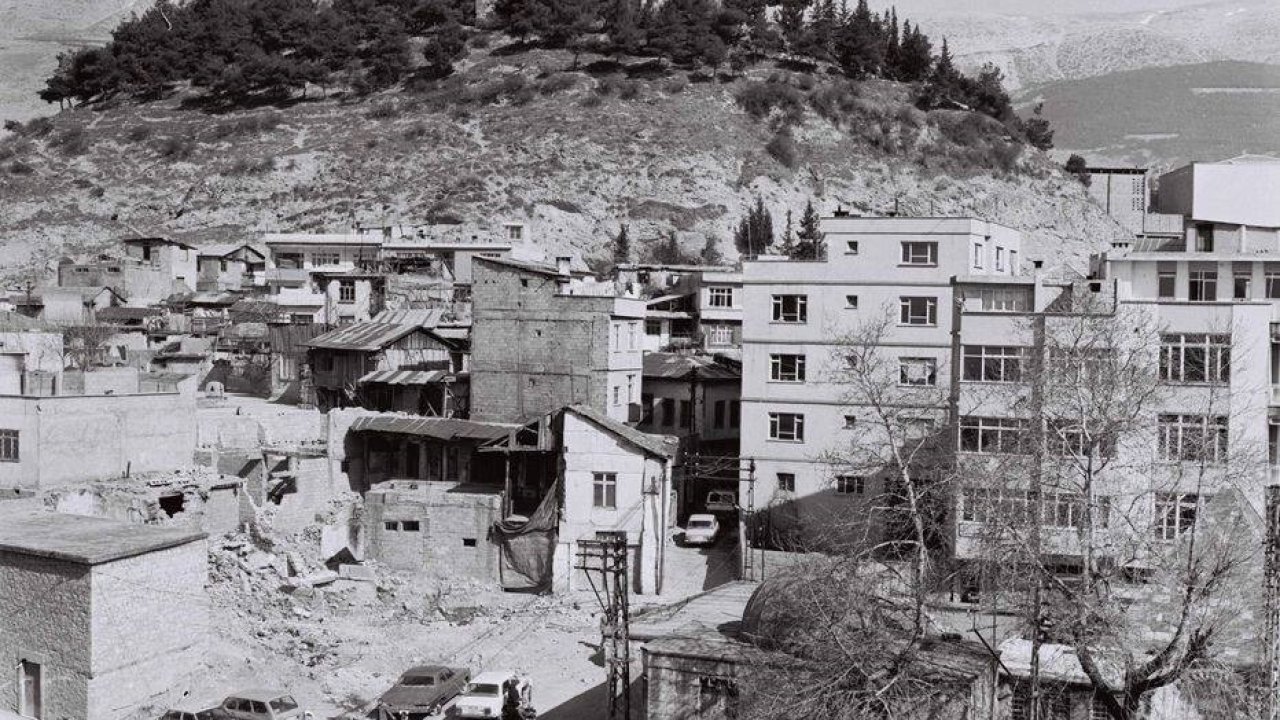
[
  {"left": 1264, "top": 484, "right": 1280, "bottom": 720},
  {"left": 576, "top": 533, "right": 632, "bottom": 720}
]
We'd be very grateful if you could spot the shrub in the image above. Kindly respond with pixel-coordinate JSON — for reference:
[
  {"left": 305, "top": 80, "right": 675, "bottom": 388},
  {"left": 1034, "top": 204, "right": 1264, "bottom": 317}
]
[
  {"left": 510, "top": 84, "right": 537, "bottom": 105},
  {"left": 365, "top": 101, "right": 402, "bottom": 119},
  {"left": 469, "top": 33, "right": 490, "bottom": 49},
  {"left": 227, "top": 157, "right": 275, "bottom": 175},
  {"left": 595, "top": 74, "right": 625, "bottom": 96},
  {"left": 539, "top": 74, "right": 577, "bottom": 95},
  {"left": 156, "top": 135, "right": 195, "bottom": 160},
  {"left": 403, "top": 121, "right": 429, "bottom": 140},
  {"left": 617, "top": 80, "right": 642, "bottom": 100},
  {"left": 211, "top": 113, "right": 282, "bottom": 139},
  {"left": 7, "top": 117, "right": 54, "bottom": 138},
  {"left": 808, "top": 81, "right": 860, "bottom": 123},
  {"left": 580, "top": 93, "right": 604, "bottom": 108},
  {"left": 662, "top": 76, "right": 688, "bottom": 94},
  {"left": 126, "top": 124, "right": 154, "bottom": 143},
  {"left": 51, "top": 127, "right": 90, "bottom": 156},
  {"left": 766, "top": 129, "right": 799, "bottom": 168},
  {"left": 6, "top": 160, "right": 34, "bottom": 175},
  {"left": 735, "top": 81, "right": 805, "bottom": 124}
]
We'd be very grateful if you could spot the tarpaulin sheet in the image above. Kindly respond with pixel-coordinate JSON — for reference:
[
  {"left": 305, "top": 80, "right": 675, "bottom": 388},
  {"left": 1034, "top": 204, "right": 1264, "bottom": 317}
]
[{"left": 492, "top": 480, "right": 559, "bottom": 592}]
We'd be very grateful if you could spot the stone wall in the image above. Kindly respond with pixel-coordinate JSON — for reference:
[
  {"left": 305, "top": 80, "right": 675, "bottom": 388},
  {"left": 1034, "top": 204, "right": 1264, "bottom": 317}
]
[
  {"left": 0, "top": 553, "right": 93, "bottom": 720},
  {"left": 87, "top": 539, "right": 208, "bottom": 719},
  {"left": 364, "top": 480, "right": 501, "bottom": 582}
]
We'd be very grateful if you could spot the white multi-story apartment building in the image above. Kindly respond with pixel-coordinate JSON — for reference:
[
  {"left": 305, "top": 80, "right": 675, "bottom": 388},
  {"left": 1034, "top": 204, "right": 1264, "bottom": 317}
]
[{"left": 739, "top": 215, "right": 1026, "bottom": 541}]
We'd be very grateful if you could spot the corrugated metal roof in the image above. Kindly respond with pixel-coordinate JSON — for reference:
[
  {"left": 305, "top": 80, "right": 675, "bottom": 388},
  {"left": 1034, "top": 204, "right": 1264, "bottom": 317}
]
[
  {"left": 370, "top": 309, "right": 443, "bottom": 327},
  {"left": 350, "top": 415, "right": 518, "bottom": 442},
  {"left": 97, "top": 306, "right": 163, "bottom": 322},
  {"left": 358, "top": 369, "right": 454, "bottom": 385},
  {"left": 565, "top": 405, "right": 678, "bottom": 458},
  {"left": 643, "top": 352, "right": 741, "bottom": 381},
  {"left": 305, "top": 323, "right": 422, "bottom": 351}
]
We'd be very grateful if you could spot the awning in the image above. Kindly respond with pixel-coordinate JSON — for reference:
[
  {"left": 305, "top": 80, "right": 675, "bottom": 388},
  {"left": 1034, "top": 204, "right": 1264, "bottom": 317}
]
[
  {"left": 349, "top": 415, "right": 517, "bottom": 442},
  {"left": 358, "top": 369, "right": 455, "bottom": 385}
]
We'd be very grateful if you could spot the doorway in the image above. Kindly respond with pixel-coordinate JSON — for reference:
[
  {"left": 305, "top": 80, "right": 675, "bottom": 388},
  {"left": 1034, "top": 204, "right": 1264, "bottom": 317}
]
[{"left": 19, "top": 659, "right": 42, "bottom": 719}]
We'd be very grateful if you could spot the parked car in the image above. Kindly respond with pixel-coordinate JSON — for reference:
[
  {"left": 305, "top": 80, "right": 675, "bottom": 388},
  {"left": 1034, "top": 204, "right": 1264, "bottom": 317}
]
[
  {"left": 216, "top": 690, "right": 311, "bottom": 720},
  {"left": 453, "top": 671, "right": 532, "bottom": 719},
  {"left": 704, "top": 490, "right": 737, "bottom": 514},
  {"left": 377, "top": 665, "right": 470, "bottom": 719},
  {"left": 160, "top": 701, "right": 219, "bottom": 720},
  {"left": 683, "top": 514, "right": 720, "bottom": 545}
]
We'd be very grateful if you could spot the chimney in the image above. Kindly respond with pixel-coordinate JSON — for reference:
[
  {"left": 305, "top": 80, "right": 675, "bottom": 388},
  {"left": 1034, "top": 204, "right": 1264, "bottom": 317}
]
[
  {"left": 555, "top": 256, "right": 572, "bottom": 276},
  {"left": 833, "top": 206, "right": 849, "bottom": 217}
]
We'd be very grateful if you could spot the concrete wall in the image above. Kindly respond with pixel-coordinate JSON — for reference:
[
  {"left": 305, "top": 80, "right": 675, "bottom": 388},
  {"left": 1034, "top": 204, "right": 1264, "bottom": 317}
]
[
  {"left": 0, "top": 391, "right": 197, "bottom": 491},
  {"left": 644, "top": 651, "right": 740, "bottom": 720},
  {"left": 87, "top": 540, "right": 208, "bottom": 719},
  {"left": 471, "top": 261, "right": 644, "bottom": 423},
  {"left": 0, "top": 553, "right": 93, "bottom": 720},
  {"left": 363, "top": 480, "right": 501, "bottom": 581},
  {"left": 1156, "top": 161, "right": 1280, "bottom": 228}
]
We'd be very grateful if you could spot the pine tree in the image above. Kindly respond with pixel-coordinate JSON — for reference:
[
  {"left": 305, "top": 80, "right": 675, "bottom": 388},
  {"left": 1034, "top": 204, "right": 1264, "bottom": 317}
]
[
  {"left": 606, "top": 0, "right": 644, "bottom": 54},
  {"left": 777, "top": 0, "right": 809, "bottom": 54},
  {"left": 1021, "top": 102, "right": 1055, "bottom": 151},
  {"left": 834, "top": 0, "right": 884, "bottom": 79},
  {"left": 733, "top": 198, "right": 774, "bottom": 257},
  {"left": 795, "top": 199, "right": 822, "bottom": 259},
  {"left": 884, "top": 7, "right": 900, "bottom": 79},
  {"left": 700, "top": 234, "right": 724, "bottom": 265},
  {"left": 932, "top": 36, "right": 955, "bottom": 82},
  {"left": 896, "top": 20, "right": 932, "bottom": 82},
  {"left": 779, "top": 210, "right": 797, "bottom": 257},
  {"left": 613, "top": 225, "right": 632, "bottom": 265}
]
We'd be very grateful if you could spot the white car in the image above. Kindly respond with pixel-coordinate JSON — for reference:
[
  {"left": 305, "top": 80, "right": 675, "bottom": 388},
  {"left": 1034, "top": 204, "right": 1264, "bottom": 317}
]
[
  {"left": 453, "top": 671, "right": 531, "bottom": 719},
  {"left": 683, "top": 514, "right": 720, "bottom": 546}
]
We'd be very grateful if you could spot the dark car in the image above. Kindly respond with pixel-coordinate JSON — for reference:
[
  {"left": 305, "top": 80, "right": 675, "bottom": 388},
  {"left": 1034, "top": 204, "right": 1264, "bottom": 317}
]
[{"left": 377, "top": 665, "right": 470, "bottom": 719}]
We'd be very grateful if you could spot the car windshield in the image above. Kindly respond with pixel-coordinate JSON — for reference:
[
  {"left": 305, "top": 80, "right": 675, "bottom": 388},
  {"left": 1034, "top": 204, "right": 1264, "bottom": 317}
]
[
  {"left": 404, "top": 676, "right": 437, "bottom": 686},
  {"left": 161, "top": 712, "right": 183, "bottom": 720},
  {"left": 465, "top": 683, "right": 501, "bottom": 696},
  {"left": 269, "top": 696, "right": 299, "bottom": 712},
  {"left": 689, "top": 519, "right": 713, "bottom": 528}
]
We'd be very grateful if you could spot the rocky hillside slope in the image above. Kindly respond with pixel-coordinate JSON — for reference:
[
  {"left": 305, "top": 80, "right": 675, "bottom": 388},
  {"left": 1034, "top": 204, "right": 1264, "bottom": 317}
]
[{"left": 0, "top": 44, "right": 1127, "bottom": 278}]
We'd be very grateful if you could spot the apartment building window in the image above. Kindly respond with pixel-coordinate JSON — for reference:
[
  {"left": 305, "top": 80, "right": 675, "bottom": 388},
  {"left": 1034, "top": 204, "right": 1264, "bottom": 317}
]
[
  {"left": 962, "top": 346, "right": 1023, "bottom": 382},
  {"left": 338, "top": 280, "right": 356, "bottom": 303},
  {"left": 708, "top": 325, "right": 734, "bottom": 346},
  {"left": 729, "top": 400, "right": 740, "bottom": 429},
  {"left": 898, "top": 357, "right": 937, "bottom": 386},
  {"left": 679, "top": 400, "right": 692, "bottom": 428},
  {"left": 769, "top": 354, "right": 806, "bottom": 382},
  {"left": 626, "top": 374, "right": 636, "bottom": 403},
  {"left": 1047, "top": 419, "right": 1115, "bottom": 459},
  {"left": 996, "top": 247, "right": 1005, "bottom": 271},
  {"left": 845, "top": 295, "right": 859, "bottom": 309},
  {"left": 846, "top": 240, "right": 859, "bottom": 254},
  {"left": 1188, "top": 269, "right": 1217, "bottom": 301},
  {"left": 772, "top": 295, "right": 808, "bottom": 323},
  {"left": 0, "top": 429, "right": 18, "bottom": 462},
  {"left": 1195, "top": 223, "right": 1214, "bottom": 252},
  {"left": 714, "top": 400, "right": 726, "bottom": 429},
  {"left": 661, "top": 398, "right": 676, "bottom": 427},
  {"left": 1159, "top": 334, "right": 1230, "bottom": 384},
  {"left": 901, "top": 241, "right": 938, "bottom": 266},
  {"left": 708, "top": 287, "right": 734, "bottom": 307},
  {"left": 612, "top": 386, "right": 622, "bottom": 406},
  {"left": 959, "top": 417, "right": 1027, "bottom": 454},
  {"left": 972, "top": 243, "right": 984, "bottom": 269},
  {"left": 835, "top": 475, "right": 865, "bottom": 495},
  {"left": 1154, "top": 492, "right": 1198, "bottom": 540},
  {"left": 961, "top": 488, "right": 1109, "bottom": 530},
  {"left": 969, "top": 286, "right": 1030, "bottom": 312},
  {"left": 1158, "top": 271, "right": 1177, "bottom": 299},
  {"left": 1266, "top": 268, "right": 1280, "bottom": 299},
  {"left": 646, "top": 319, "right": 662, "bottom": 335},
  {"left": 769, "top": 413, "right": 805, "bottom": 442},
  {"left": 219, "top": 259, "right": 228, "bottom": 272},
  {"left": 629, "top": 322, "right": 638, "bottom": 350},
  {"left": 1234, "top": 272, "right": 1252, "bottom": 300},
  {"left": 899, "top": 297, "right": 937, "bottom": 326},
  {"left": 612, "top": 323, "right": 621, "bottom": 350},
  {"left": 507, "top": 224, "right": 524, "bottom": 241},
  {"left": 593, "top": 472, "right": 618, "bottom": 509},
  {"left": 1158, "top": 414, "right": 1228, "bottom": 463},
  {"left": 1009, "top": 250, "right": 1018, "bottom": 274},
  {"left": 777, "top": 473, "right": 796, "bottom": 492},
  {"left": 313, "top": 252, "right": 340, "bottom": 265}
]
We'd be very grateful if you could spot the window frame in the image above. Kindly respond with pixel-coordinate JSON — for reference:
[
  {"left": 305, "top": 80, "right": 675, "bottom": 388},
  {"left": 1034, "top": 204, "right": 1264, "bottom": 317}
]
[
  {"left": 898, "top": 357, "right": 937, "bottom": 386},
  {"left": 708, "top": 287, "right": 734, "bottom": 308},
  {"left": 771, "top": 295, "right": 808, "bottom": 323},
  {"left": 1154, "top": 492, "right": 1198, "bottom": 540},
  {"left": 0, "top": 429, "right": 19, "bottom": 462},
  {"left": 337, "top": 279, "right": 356, "bottom": 303},
  {"left": 898, "top": 296, "right": 938, "bottom": 326},
  {"left": 776, "top": 473, "right": 796, "bottom": 492},
  {"left": 835, "top": 475, "right": 865, "bottom": 495},
  {"left": 1157, "top": 414, "right": 1228, "bottom": 464},
  {"left": 900, "top": 241, "right": 938, "bottom": 266},
  {"left": 1188, "top": 269, "right": 1218, "bottom": 301},
  {"left": 1158, "top": 334, "right": 1230, "bottom": 385},
  {"left": 768, "top": 412, "right": 805, "bottom": 442},
  {"left": 961, "top": 345, "right": 1024, "bottom": 383},
  {"left": 959, "top": 416, "right": 1028, "bottom": 454},
  {"left": 769, "top": 354, "right": 807, "bottom": 383},
  {"left": 592, "top": 472, "right": 618, "bottom": 509}
]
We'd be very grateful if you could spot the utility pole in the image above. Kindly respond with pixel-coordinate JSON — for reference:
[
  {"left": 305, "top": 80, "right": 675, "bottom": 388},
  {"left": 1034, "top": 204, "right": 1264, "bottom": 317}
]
[
  {"left": 576, "top": 533, "right": 632, "bottom": 720},
  {"left": 1265, "top": 484, "right": 1280, "bottom": 720}
]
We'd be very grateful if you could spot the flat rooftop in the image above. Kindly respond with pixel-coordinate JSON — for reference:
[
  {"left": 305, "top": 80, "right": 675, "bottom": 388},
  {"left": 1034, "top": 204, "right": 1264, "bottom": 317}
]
[{"left": 0, "top": 512, "right": 205, "bottom": 565}]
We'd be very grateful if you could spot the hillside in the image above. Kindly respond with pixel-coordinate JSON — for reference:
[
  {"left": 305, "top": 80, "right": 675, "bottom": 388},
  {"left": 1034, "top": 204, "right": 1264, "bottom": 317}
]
[
  {"left": 0, "top": 45, "right": 1127, "bottom": 278},
  {"left": 1024, "top": 61, "right": 1280, "bottom": 168}
]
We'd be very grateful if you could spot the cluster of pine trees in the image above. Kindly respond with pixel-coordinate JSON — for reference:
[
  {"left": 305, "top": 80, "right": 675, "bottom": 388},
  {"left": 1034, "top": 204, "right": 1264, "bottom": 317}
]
[
  {"left": 40, "top": 0, "right": 471, "bottom": 106},
  {"left": 733, "top": 199, "right": 821, "bottom": 259}
]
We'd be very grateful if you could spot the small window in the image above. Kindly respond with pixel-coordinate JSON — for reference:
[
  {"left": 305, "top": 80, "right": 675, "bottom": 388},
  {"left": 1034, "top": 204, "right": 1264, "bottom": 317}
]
[
  {"left": 679, "top": 400, "right": 692, "bottom": 428},
  {"left": 901, "top": 241, "right": 938, "bottom": 266},
  {"left": 593, "top": 472, "right": 618, "bottom": 509},
  {"left": 771, "top": 295, "right": 808, "bottom": 323},
  {"left": 0, "top": 429, "right": 19, "bottom": 462},
  {"left": 898, "top": 357, "right": 937, "bottom": 386},
  {"left": 769, "top": 354, "right": 806, "bottom": 382},
  {"left": 520, "top": 278, "right": 529, "bottom": 288},
  {"left": 462, "top": 538, "right": 477, "bottom": 547},
  {"left": 612, "top": 386, "right": 622, "bottom": 406},
  {"left": 899, "top": 297, "right": 937, "bottom": 326},
  {"left": 846, "top": 240, "right": 859, "bottom": 254},
  {"left": 384, "top": 521, "right": 399, "bottom": 531},
  {"left": 645, "top": 319, "right": 662, "bottom": 335},
  {"left": 835, "top": 476, "right": 865, "bottom": 495},
  {"left": 661, "top": 398, "right": 676, "bottom": 427},
  {"left": 1234, "top": 273, "right": 1252, "bottom": 300},
  {"left": 708, "top": 287, "right": 734, "bottom": 307},
  {"left": 768, "top": 412, "right": 805, "bottom": 442},
  {"left": 843, "top": 415, "right": 856, "bottom": 429},
  {"left": 996, "top": 247, "right": 1005, "bottom": 271},
  {"left": 714, "top": 400, "right": 726, "bottom": 429},
  {"left": 777, "top": 473, "right": 796, "bottom": 492},
  {"left": 401, "top": 520, "right": 421, "bottom": 532},
  {"left": 845, "top": 295, "right": 858, "bottom": 309},
  {"left": 972, "top": 243, "right": 984, "bottom": 269},
  {"left": 338, "top": 279, "right": 356, "bottom": 303},
  {"left": 1158, "top": 271, "right": 1177, "bottom": 299}
]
